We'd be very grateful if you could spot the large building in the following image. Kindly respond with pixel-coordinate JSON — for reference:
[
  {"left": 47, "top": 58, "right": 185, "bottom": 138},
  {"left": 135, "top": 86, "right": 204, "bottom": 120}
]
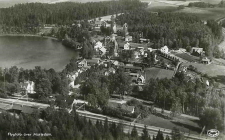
[{"left": 20, "top": 81, "right": 36, "bottom": 94}]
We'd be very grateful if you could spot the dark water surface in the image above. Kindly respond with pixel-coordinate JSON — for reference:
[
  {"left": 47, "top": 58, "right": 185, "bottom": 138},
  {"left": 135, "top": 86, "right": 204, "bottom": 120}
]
[{"left": 0, "top": 36, "right": 76, "bottom": 71}]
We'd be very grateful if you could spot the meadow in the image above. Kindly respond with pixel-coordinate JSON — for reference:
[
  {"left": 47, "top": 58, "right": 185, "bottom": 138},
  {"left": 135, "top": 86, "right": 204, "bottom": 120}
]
[
  {"left": 137, "top": 112, "right": 202, "bottom": 135},
  {"left": 146, "top": 0, "right": 225, "bottom": 20},
  {"left": 145, "top": 67, "right": 174, "bottom": 80}
]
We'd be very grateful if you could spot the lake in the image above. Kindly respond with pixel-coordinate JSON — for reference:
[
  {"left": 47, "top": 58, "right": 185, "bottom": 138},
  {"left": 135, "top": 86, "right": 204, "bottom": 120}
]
[{"left": 0, "top": 36, "right": 77, "bottom": 71}]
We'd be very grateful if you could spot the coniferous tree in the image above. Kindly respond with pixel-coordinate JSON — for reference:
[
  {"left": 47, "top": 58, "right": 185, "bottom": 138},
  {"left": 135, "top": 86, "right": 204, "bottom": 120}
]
[
  {"left": 142, "top": 125, "right": 150, "bottom": 140},
  {"left": 131, "top": 125, "right": 138, "bottom": 138},
  {"left": 165, "top": 135, "right": 170, "bottom": 140},
  {"left": 104, "top": 118, "right": 109, "bottom": 133},
  {"left": 171, "top": 127, "right": 184, "bottom": 140},
  {"left": 156, "top": 130, "right": 164, "bottom": 140}
]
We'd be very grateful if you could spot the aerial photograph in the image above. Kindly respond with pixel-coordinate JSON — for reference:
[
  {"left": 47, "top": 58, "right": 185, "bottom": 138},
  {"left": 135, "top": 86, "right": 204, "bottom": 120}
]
[{"left": 0, "top": 0, "right": 224, "bottom": 139}]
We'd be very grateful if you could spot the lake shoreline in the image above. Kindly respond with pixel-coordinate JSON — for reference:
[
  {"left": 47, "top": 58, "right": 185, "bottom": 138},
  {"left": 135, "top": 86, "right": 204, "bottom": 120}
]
[
  {"left": 0, "top": 35, "right": 75, "bottom": 71},
  {"left": 0, "top": 34, "right": 59, "bottom": 41}
]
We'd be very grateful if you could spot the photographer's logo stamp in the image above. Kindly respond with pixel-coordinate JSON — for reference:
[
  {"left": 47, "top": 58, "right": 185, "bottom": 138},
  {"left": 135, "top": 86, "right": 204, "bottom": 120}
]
[{"left": 207, "top": 129, "right": 219, "bottom": 137}]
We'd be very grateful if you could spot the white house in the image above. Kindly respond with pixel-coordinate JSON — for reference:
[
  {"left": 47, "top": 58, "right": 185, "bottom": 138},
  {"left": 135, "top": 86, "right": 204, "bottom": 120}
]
[
  {"left": 134, "top": 51, "right": 140, "bottom": 59},
  {"left": 111, "top": 60, "right": 119, "bottom": 66},
  {"left": 147, "top": 48, "right": 153, "bottom": 52},
  {"left": 201, "top": 57, "right": 211, "bottom": 64},
  {"left": 94, "top": 41, "right": 103, "bottom": 50},
  {"left": 67, "top": 73, "right": 79, "bottom": 89},
  {"left": 160, "top": 46, "right": 169, "bottom": 54},
  {"left": 137, "top": 75, "right": 145, "bottom": 84},
  {"left": 124, "top": 42, "right": 130, "bottom": 50},
  {"left": 125, "top": 35, "right": 132, "bottom": 42},
  {"left": 99, "top": 47, "right": 107, "bottom": 56},
  {"left": 206, "top": 80, "right": 209, "bottom": 86},
  {"left": 20, "top": 81, "right": 36, "bottom": 94}
]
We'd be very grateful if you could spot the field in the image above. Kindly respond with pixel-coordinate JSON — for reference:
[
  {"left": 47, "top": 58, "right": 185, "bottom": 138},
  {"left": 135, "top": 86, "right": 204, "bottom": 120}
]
[
  {"left": 183, "top": 62, "right": 225, "bottom": 77},
  {"left": 142, "top": 0, "right": 221, "bottom": 5},
  {"left": 145, "top": 67, "right": 174, "bottom": 80},
  {"left": 176, "top": 7, "right": 225, "bottom": 20},
  {"left": 143, "top": 0, "right": 225, "bottom": 20},
  {"left": 137, "top": 113, "right": 201, "bottom": 135},
  {"left": 173, "top": 53, "right": 199, "bottom": 62}
]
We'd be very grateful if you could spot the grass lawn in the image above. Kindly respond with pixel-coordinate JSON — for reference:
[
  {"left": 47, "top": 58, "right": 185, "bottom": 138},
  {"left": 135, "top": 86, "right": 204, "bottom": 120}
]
[
  {"left": 183, "top": 62, "right": 225, "bottom": 77},
  {"left": 144, "top": 0, "right": 225, "bottom": 20},
  {"left": 145, "top": 67, "right": 174, "bottom": 80},
  {"left": 137, "top": 113, "right": 201, "bottom": 134},
  {"left": 176, "top": 7, "right": 225, "bottom": 20},
  {"left": 173, "top": 53, "right": 199, "bottom": 62}
]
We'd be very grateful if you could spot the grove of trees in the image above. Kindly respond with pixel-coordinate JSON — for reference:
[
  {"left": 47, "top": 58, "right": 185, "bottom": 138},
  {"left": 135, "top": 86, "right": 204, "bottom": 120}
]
[{"left": 140, "top": 72, "right": 225, "bottom": 131}]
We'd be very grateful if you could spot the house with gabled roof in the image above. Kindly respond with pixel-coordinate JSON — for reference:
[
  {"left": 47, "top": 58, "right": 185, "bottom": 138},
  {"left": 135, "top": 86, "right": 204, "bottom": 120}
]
[
  {"left": 201, "top": 57, "right": 211, "bottom": 64},
  {"left": 77, "top": 58, "right": 101, "bottom": 68},
  {"left": 124, "top": 42, "right": 130, "bottom": 50},
  {"left": 20, "top": 81, "right": 36, "bottom": 94},
  {"left": 191, "top": 47, "right": 204, "bottom": 56},
  {"left": 121, "top": 104, "right": 135, "bottom": 114},
  {"left": 160, "top": 46, "right": 169, "bottom": 54}
]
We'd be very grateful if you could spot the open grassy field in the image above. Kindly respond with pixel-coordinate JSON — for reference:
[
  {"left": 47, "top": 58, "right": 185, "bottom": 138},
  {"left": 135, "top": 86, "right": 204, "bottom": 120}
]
[
  {"left": 183, "top": 62, "right": 225, "bottom": 77},
  {"left": 142, "top": 0, "right": 221, "bottom": 5},
  {"left": 176, "top": 7, "right": 225, "bottom": 20},
  {"left": 145, "top": 67, "right": 174, "bottom": 80},
  {"left": 173, "top": 53, "right": 199, "bottom": 62},
  {"left": 137, "top": 113, "right": 201, "bottom": 134},
  {"left": 143, "top": 0, "right": 225, "bottom": 20}
]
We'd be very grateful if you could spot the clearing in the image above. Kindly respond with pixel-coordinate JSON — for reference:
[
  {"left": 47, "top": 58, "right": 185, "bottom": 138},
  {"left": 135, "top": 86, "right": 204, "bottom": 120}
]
[
  {"left": 183, "top": 62, "right": 225, "bottom": 77},
  {"left": 137, "top": 113, "right": 201, "bottom": 135},
  {"left": 145, "top": 67, "right": 174, "bottom": 80}
]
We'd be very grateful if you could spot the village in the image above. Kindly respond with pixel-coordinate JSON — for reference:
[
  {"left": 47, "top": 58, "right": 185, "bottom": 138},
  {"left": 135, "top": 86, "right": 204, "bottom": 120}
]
[
  {"left": 9, "top": 13, "right": 215, "bottom": 115},
  {"left": 0, "top": 0, "right": 225, "bottom": 139}
]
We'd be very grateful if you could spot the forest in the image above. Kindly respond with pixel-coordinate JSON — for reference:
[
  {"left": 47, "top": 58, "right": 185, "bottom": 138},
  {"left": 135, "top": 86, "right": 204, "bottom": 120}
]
[
  {"left": 117, "top": 10, "right": 223, "bottom": 57},
  {"left": 0, "top": 0, "right": 146, "bottom": 34}
]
